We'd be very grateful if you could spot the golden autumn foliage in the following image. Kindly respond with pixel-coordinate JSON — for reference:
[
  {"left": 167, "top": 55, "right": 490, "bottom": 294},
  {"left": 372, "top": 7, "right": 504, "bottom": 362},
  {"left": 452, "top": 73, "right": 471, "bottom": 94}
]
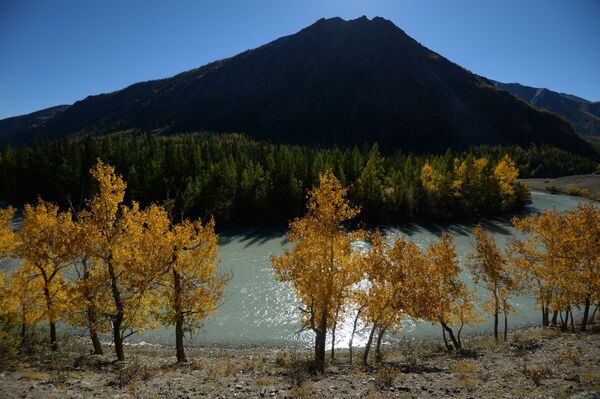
[
  {"left": 421, "top": 154, "right": 527, "bottom": 216},
  {"left": 426, "top": 233, "right": 480, "bottom": 350},
  {"left": 511, "top": 203, "right": 600, "bottom": 331},
  {"left": 356, "top": 230, "right": 408, "bottom": 365},
  {"left": 0, "top": 267, "right": 45, "bottom": 341},
  {"left": 0, "top": 159, "right": 228, "bottom": 360},
  {"left": 468, "top": 225, "right": 515, "bottom": 342},
  {"left": 358, "top": 231, "right": 479, "bottom": 361},
  {"left": 271, "top": 171, "right": 364, "bottom": 372},
  {"left": 75, "top": 160, "right": 228, "bottom": 361},
  {"left": 14, "top": 201, "right": 77, "bottom": 350},
  {"left": 493, "top": 155, "right": 519, "bottom": 197},
  {"left": 152, "top": 215, "right": 229, "bottom": 363},
  {"left": 0, "top": 207, "right": 15, "bottom": 257}
]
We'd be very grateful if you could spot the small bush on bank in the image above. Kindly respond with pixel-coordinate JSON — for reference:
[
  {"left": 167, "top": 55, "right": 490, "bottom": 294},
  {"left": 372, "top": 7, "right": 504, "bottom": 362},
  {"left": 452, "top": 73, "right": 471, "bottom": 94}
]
[{"left": 374, "top": 366, "right": 395, "bottom": 390}]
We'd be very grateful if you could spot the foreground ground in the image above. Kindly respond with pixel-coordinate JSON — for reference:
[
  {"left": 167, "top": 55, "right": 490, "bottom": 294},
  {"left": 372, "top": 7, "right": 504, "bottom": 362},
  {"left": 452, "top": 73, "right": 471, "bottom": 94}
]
[
  {"left": 520, "top": 174, "right": 600, "bottom": 199},
  {"left": 1, "top": 328, "right": 599, "bottom": 399}
]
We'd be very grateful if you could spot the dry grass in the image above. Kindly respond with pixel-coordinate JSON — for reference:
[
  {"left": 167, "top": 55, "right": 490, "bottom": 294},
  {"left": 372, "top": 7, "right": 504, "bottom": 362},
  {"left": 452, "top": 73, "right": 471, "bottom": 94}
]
[
  {"left": 19, "top": 369, "right": 51, "bottom": 381},
  {"left": 204, "top": 358, "right": 238, "bottom": 381},
  {"left": 254, "top": 377, "right": 280, "bottom": 386},
  {"left": 556, "top": 346, "right": 582, "bottom": 366},
  {"left": 290, "top": 380, "right": 315, "bottom": 398},
  {"left": 452, "top": 359, "right": 479, "bottom": 374},
  {"left": 452, "top": 359, "right": 479, "bottom": 391},
  {"left": 521, "top": 363, "right": 553, "bottom": 386}
]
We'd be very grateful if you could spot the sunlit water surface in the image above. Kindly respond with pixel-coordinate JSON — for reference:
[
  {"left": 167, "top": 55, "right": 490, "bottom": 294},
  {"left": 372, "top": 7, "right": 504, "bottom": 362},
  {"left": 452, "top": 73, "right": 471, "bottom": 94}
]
[{"left": 2, "top": 192, "right": 593, "bottom": 348}]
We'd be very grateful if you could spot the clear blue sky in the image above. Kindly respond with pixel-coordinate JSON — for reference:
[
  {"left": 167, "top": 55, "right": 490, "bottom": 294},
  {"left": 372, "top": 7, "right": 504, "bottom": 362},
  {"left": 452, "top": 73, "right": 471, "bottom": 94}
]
[{"left": 1, "top": 0, "right": 599, "bottom": 119}]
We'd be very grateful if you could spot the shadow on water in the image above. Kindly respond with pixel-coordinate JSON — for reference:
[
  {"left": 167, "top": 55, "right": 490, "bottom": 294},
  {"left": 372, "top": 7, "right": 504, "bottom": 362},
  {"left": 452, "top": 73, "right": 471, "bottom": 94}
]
[
  {"left": 384, "top": 211, "right": 518, "bottom": 238},
  {"left": 218, "top": 226, "right": 288, "bottom": 248}
]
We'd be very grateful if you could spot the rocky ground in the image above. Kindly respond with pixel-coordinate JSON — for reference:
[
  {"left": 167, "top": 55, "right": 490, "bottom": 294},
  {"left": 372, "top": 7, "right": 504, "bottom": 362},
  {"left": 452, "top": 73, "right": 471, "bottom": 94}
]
[
  {"left": 1, "top": 328, "right": 599, "bottom": 398},
  {"left": 520, "top": 174, "right": 600, "bottom": 199}
]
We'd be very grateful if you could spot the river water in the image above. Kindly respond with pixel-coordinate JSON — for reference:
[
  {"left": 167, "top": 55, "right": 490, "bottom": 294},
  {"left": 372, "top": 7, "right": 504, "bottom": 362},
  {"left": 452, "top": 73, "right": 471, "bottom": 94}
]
[
  {"left": 1, "top": 192, "right": 593, "bottom": 348},
  {"left": 133, "top": 191, "right": 592, "bottom": 348}
]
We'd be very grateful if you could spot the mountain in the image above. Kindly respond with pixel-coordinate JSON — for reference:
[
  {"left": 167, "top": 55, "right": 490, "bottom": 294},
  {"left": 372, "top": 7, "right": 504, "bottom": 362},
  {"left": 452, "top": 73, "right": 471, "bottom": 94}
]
[
  {"left": 0, "top": 105, "right": 70, "bottom": 143},
  {"left": 0, "top": 16, "right": 594, "bottom": 156},
  {"left": 494, "top": 82, "right": 600, "bottom": 137}
]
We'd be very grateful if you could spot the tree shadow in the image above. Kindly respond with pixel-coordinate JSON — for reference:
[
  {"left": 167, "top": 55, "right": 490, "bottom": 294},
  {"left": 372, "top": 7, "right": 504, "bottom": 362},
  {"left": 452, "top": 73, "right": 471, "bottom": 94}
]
[{"left": 218, "top": 227, "right": 288, "bottom": 248}]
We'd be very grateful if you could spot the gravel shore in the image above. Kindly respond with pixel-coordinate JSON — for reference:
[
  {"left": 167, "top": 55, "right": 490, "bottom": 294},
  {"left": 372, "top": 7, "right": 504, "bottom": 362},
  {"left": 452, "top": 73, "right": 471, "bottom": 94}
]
[
  {"left": 520, "top": 174, "right": 600, "bottom": 198},
  {"left": 1, "top": 328, "right": 599, "bottom": 398}
]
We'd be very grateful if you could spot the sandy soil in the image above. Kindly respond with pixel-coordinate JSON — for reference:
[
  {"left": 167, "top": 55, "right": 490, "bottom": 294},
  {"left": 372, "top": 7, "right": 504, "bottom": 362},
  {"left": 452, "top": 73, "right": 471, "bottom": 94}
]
[
  {"left": 520, "top": 174, "right": 600, "bottom": 198},
  {"left": 1, "top": 328, "right": 599, "bottom": 398}
]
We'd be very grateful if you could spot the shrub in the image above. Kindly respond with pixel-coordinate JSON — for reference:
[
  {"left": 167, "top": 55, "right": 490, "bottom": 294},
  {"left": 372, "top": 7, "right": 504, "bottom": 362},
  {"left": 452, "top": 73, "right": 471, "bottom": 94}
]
[
  {"left": 374, "top": 366, "right": 395, "bottom": 390},
  {"left": 521, "top": 363, "right": 553, "bottom": 386},
  {"left": 113, "top": 358, "right": 152, "bottom": 388}
]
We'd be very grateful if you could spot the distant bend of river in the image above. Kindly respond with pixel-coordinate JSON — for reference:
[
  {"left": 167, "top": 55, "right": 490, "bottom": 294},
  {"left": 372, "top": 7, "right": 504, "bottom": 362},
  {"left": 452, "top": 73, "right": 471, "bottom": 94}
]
[{"left": 1, "top": 192, "right": 594, "bottom": 348}]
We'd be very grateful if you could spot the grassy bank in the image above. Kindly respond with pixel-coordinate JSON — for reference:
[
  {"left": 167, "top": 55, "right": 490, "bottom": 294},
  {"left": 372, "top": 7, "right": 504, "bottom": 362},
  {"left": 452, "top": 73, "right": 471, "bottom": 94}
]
[{"left": 1, "top": 328, "right": 599, "bottom": 398}]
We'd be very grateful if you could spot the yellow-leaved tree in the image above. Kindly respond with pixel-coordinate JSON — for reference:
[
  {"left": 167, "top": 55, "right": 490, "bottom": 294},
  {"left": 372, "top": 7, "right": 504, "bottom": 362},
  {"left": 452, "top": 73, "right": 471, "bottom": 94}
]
[
  {"left": 357, "top": 230, "right": 407, "bottom": 366},
  {"left": 0, "top": 267, "right": 45, "bottom": 344},
  {"left": 0, "top": 207, "right": 15, "bottom": 258},
  {"left": 153, "top": 216, "right": 229, "bottom": 363},
  {"left": 66, "top": 216, "right": 112, "bottom": 355},
  {"left": 14, "top": 201, "right": 76, "bottom": 351},
  {"left": 560, "top": 204, "right": 599, "bottom": 331},
  {"left": 467, "top": 225, "right": 514, "bottom": 342},
  {"left": 425, "top": 233, "right": 479, "bottom": 350},
  {"left": 271, "top": 171, "right": 364, "bottom": 373},
  {"left": 510, "top": 211, "right": 559, "bottom": 327},
  {"left": 81, "top": 161, "right": 164, "bottom": 361}
]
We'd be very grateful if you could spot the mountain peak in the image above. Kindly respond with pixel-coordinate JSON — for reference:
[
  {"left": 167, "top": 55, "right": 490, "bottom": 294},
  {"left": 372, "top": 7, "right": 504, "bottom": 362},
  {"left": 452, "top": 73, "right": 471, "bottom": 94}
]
[
  {"left": 0, "top": 17, "right": 593, "bottom": 157},
  {"left": 306, "top": 16, "right": 400, "bottom": 32}
]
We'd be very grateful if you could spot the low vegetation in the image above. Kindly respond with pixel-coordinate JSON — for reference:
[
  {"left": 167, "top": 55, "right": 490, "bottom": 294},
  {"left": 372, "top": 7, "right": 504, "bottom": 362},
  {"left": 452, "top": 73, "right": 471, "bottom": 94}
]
[{"left": 0, "top": 329, "right": 598, "bottom": 398}]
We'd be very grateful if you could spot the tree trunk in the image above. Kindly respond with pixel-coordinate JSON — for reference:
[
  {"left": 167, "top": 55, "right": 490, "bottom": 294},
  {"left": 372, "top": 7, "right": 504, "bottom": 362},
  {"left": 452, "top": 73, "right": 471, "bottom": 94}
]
[
  {"left": 375, "top": 326, "right": 387, "bottom": 365},
  {"left": 493, "top": 305, "right": 499, "bottom": 343},
  {"left": 569, "top": 308, "right": 575, "bottom": 333},
  {"left": 108, "top": 261, "right": 125, "bottom": 361},
  {"left": 457, "top": 319, "right": 464, "bottom": 348},
  {"left": 43, "top": 285, "right": 58, "bottom": 351},
  {"left": 590, "top": 303, "right": 599, "bottom": 323},
  {"left": 87, "top": 304, "right": 103, "bottom": 355},
  {"left": 314, "top": 309, "right": 327, "bottom": 373},
  {"left": 541, "top": 303, "right": 548, "bottom": 327},
  {"left": 89, "top": 328, "right": 103, "bottom": 356},
  {"left": 348, "top": 308, "right": 362, "bottom": 366},
  {"left": 441, "top": 321, "right": 460, "bottom": 350},
  {"left": 49, "top": 321, "right": 57, "bottom": 352},
  {"left": 551, "top": 310, "right": 558, "bottom": 326},
  {"left": 559, "top": 311, "right": 566, "bottom": 331},
  {"left": 504, "top": 311, "right": 508, "bottom": 341},
  {"left": 173, "top": 268, "right": 187, "bottom": 363},
  {"left": 83, "top": 261, "right": 103, "bottom": 355},
  {"left": 20, "top": 306, "right": 27, "bottom": 343},
  {"left": 581, "top": 296, "right": 591, "bottom": 332},
  {"left": 363, "top": 321, "right": 378, "bottom": 367},
  {"left": 442, "top": 325, "right": 450, "bottom": 351},
  {"left": 330, "top": 319, "right": 337, "bottom": 361}
]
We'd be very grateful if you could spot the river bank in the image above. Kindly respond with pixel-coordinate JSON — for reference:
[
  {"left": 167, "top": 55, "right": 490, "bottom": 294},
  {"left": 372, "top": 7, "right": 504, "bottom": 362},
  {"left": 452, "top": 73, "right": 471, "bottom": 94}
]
[
  {"left": 520, "top": 174, "right": 600, "bottom": 200},
  {"left": 1, "top": 328, "right": 599, "bottom": 398}
]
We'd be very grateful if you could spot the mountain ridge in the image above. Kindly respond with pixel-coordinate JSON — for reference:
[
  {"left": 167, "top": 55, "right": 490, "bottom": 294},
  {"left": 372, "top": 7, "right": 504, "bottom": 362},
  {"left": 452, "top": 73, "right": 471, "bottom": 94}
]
[
  {"left": 493, "top": 81, "right": 600, "bottom": 137},
  {"left": 0, "top": 16, "right": 594, "bottom": 157}
]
